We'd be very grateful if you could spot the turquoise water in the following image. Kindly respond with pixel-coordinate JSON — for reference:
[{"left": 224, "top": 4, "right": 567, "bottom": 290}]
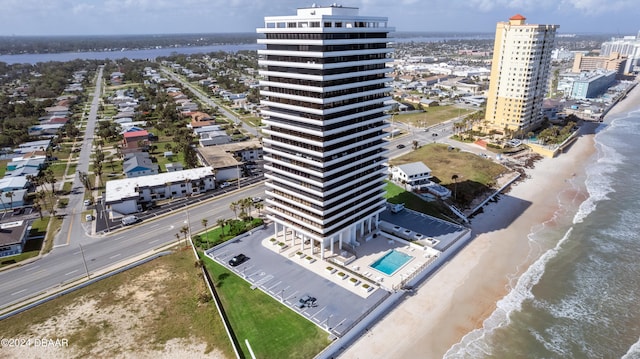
[{"left": 370, "top": 249, "right": 413, "bottom": 275}]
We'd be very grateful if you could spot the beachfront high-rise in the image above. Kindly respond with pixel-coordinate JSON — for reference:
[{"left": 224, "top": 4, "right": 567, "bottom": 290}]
[
  {"left": 484, "top": 14, "right": 559, "bottom": 135},
  {"left": 256, "top": 5, "right": 393, "bottom": 259}
]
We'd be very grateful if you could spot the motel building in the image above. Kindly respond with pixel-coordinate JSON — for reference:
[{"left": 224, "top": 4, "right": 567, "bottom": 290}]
[{"left": 257, "top": 5, "right": 394, "bottom": 260}]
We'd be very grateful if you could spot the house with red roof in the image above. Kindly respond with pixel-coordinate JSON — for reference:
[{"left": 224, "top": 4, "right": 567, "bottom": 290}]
[{"left": 122, "top": 130, "right": 150, "bottom": 153}]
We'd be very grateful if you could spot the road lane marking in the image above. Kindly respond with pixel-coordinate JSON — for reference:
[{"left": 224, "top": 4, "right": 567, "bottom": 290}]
[
  {"left": 149, "top": 239, "right": 159, "bottom": 244},
  {"left": 65, "top": 216, "right": 74, "bottom": 245},
  {"left": 65, "top": 269, "right": 78, "bottom": 276},
  {"left": 11, "top": 289, "right": 26, "bottom": 296},
  {"left": 24, "top": 265, "right": 40, "bottom": 272},
  {"left": 109, "top": 253, "right": 121, "bottom": 259}
]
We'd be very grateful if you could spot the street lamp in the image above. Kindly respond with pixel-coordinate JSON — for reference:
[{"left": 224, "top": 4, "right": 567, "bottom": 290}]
[{"left": 280, "top": 289, "right": 285, "bottom": 302}]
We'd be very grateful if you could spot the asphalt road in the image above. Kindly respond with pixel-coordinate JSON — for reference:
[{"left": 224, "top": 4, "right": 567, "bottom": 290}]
[
  {"left": 160, "top": 68, "right": 259, "bottom": 137},
  {"left": 0, "top": 184, "right": 266, "bottom": 311}
]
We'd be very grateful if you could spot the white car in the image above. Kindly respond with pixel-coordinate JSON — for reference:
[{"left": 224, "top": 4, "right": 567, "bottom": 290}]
[
  {"left": 219, "top": 182, "right": 230, "bottom": 188},
  {"left": 85, "top": 214, "right": 93, "bottom": 221},
  {"left": 252, "top": 197, "right": 262, "bottom": 203}
]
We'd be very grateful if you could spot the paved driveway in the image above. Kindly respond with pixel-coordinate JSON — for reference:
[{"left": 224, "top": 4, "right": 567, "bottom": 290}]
[{"left": 207, "top": 223, "right": 389, "bottom": 337}]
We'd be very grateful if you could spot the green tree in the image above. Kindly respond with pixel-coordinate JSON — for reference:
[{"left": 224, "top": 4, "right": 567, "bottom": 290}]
[{"left": 201, "top": 218, "right": 209, "bottom": 243}]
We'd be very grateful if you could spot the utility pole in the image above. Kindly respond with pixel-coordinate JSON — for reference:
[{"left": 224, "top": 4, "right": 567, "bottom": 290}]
[{"left": 79, "top": 243, "right": 90, "bottom": 280}]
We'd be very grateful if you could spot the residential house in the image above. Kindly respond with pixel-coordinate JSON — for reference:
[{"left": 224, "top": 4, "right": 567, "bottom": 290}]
[
  {"left": 0, "top": 220, "right": 29, "bottom": 258},
  {"left": 389, "top": 162, "right": 433, "bottom": 187},
  {"left": 0, "top": 189, "right": 27, "bottom": 209},
  {"left": 0, "top": 177, "right": 30, "bottom": 192},
  {"left": 165, "top": 163, "right": 184, "bottom": 172},
  {"left": 122, "top": 130, "right": 150, "bottom": 153},
  {"left": 123, "top": 152, "right": 159, "bottom": 178}
]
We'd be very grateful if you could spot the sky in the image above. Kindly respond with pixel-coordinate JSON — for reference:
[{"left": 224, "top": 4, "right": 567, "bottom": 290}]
[{"left": 0, "top": 0, "right": 638, "bottom": 36}]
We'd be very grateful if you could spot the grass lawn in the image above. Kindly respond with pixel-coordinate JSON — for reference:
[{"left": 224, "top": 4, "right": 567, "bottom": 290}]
[
  {"left": 390, "top": 143, "right": 510, "bottom": 206},
  {"left": 384, "top": 181, "right": 453, "bottom": 219},
  {"left": 241, "top": 116, "right": 262, "bottom": 128},
  {"left": 393, "top": 105, "right": 476, "bottom": 128},
  {"left": 201, "top": 255, "right": 330, "bottom": 359},
  {"left": 48, "top": 162, "right": 68, "bottom": 178},
  {"left": 66, "top": 163, "right": 77, "bottom": 177},
  {"left": 0, "top": 159, "right": 8, "bottom": 177},
  {"left": 154, "top": 151, "right": 185, "bottom": 172}
]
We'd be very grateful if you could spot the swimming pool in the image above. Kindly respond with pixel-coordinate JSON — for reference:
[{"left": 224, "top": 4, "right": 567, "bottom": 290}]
[{"left": 369, "top": 249, "right": 413, "bottom": 276}]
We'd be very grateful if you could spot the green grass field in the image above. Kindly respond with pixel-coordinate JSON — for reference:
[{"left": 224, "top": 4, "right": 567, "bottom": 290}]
[
  {"left": 393, "top": 105, "right": 476, "bottom": 128},
  {"left": 390, "top": 143, "right": 510, "bottom": 206},
  {"left": 201, "top": 255, "right": 330, "bottom": 359}
]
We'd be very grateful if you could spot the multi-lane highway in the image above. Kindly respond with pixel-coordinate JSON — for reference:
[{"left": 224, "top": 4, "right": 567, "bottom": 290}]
[{"left": 0, "top": 184, "right": 265, "bottom": 312}]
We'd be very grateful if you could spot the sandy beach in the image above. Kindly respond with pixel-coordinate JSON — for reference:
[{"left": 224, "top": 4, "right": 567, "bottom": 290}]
[{"left": 339, "top": 84, "right": 640, "bottom": 359}]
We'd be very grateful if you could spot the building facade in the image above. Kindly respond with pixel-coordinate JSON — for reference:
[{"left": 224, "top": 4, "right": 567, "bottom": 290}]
[
  {"left": 257, "top": 5, "right": 393, "bottom": 259},
  {"left": 572, "top": 52, "right": 627, "bottom": 76},
  {"left": 600, "top": 34, "right": 640, "bottom": 74},
  {"left": 570, "top": 71, "right": 617, "bottom": 99},
  {"left": 484, "top": 14, "right": 559, "bottom": 135}
]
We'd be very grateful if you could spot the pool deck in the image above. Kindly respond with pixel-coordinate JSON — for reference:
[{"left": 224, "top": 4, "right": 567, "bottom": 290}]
[{"left": 264, "top": 229, "right": 440, "bottom": 296}]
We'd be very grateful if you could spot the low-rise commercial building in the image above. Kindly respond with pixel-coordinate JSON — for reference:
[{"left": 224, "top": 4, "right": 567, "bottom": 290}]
[{"left": 104, "top": 167, "right": 215, "bottom": 216}]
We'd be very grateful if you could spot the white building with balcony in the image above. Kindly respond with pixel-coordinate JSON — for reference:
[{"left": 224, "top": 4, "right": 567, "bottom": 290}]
[{"left": 257, "top": 5, "right": 393, "bottom": 259}]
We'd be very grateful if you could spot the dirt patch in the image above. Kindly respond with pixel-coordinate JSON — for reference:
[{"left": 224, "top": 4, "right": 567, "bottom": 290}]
[{"left": 1, "top": 254, "right": 228, "bottom": 359}]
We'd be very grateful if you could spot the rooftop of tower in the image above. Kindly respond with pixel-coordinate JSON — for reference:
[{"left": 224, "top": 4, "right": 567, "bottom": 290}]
[{"left": 298, "top": 3, "right": 359, "bottom": 16}]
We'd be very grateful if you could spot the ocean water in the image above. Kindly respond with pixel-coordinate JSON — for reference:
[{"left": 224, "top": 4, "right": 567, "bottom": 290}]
[{"left": 444, "top": 108, "right": 640, "bottom": 359}]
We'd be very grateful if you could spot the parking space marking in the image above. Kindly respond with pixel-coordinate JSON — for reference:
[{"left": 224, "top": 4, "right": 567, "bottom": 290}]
[
  {"left": 267, "top": 281, "right": 282, "bottom": 292},
  {"left": 285, "top": 290, "right": 299, "bottom": 302},
  {"left": 311, "top": 306, "right": 326, "bottom": 319}
]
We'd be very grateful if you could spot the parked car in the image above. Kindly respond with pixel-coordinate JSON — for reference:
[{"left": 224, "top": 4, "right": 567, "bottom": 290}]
[
  {"left": 252, "top": 197, "right": 263, "bottom": 203},
  {"left": 122, "top": 215, "right": 140, "bottom": 226},
  {"left": 83, "top": 199, "right": 92, "bottom": 206},
  {"left": 219, "top": 182, "right": 230, "bottom": 189},
  {"left": 228, "top": 254, "right": 249, "bottom": 267},
  {"left": 396, "top": 144, "right": 405, "bottom": 149},
  {"left": 297, "top": 294, "right": 317, "bottom": 308},
  {"left": 85, "top": 214, "right": 93, "bottom": 221}
]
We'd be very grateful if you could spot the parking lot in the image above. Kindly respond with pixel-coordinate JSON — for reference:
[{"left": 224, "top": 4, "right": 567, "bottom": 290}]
[{"left": 206, "top": 223, "right": 389, "bottom": 337}]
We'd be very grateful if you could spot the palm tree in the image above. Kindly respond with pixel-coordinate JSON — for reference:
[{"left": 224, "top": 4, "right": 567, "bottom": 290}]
[
  {"left": 33, "top": 202, "right": 43, "bottom": 219},
  {"left": 254, "top": 202, "right": 264, "bottom": 217},
  {"left": 201, "top": 218, "right": 209, "bottom": 242},
  {"left": 6, "top": 191, "right": 14, "bottom": 209},
  {"left": 451, "top": 174, "right": 459, "bottom": 200},
  {"left": 229, "top": 201, "right": 239, "bottom": 219},
  {"left": 180, "top": 226, "right": 189, "bottom": 247},
  {"left": 216, "top": 218, "right": 225, "bottom": 237}
]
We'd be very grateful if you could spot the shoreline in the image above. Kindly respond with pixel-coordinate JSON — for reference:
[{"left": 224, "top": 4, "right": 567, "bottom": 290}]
[{"left": 339, "top": 83, "right": 640, "bottom": 359}]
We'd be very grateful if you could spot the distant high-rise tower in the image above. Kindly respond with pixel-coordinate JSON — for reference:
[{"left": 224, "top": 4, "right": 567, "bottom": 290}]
[
  {"left": 256, "top": 5, "right": 393, "bottom": 258},
  {"left": 484, "top": 14, "right": 558, "bottom": 135}
]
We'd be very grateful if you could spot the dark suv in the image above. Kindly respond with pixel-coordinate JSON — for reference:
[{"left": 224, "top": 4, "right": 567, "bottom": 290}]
[
  {"left": 296, "top": 294, "right": 317, "bottom": 308},
  {"left": 228, "top": 254, "right": 248, "bottom": 267}
]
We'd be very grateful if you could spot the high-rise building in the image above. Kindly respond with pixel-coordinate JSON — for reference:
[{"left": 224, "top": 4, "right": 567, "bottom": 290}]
[
  {"left": 600, "top": 33, "right": 640, "bottom": 73},
  {"left": 256, "top": 5, "right": 393, "bottom": 259},
  {"left": 484, "top": 14, "right": 559, "bottom": 135}
]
